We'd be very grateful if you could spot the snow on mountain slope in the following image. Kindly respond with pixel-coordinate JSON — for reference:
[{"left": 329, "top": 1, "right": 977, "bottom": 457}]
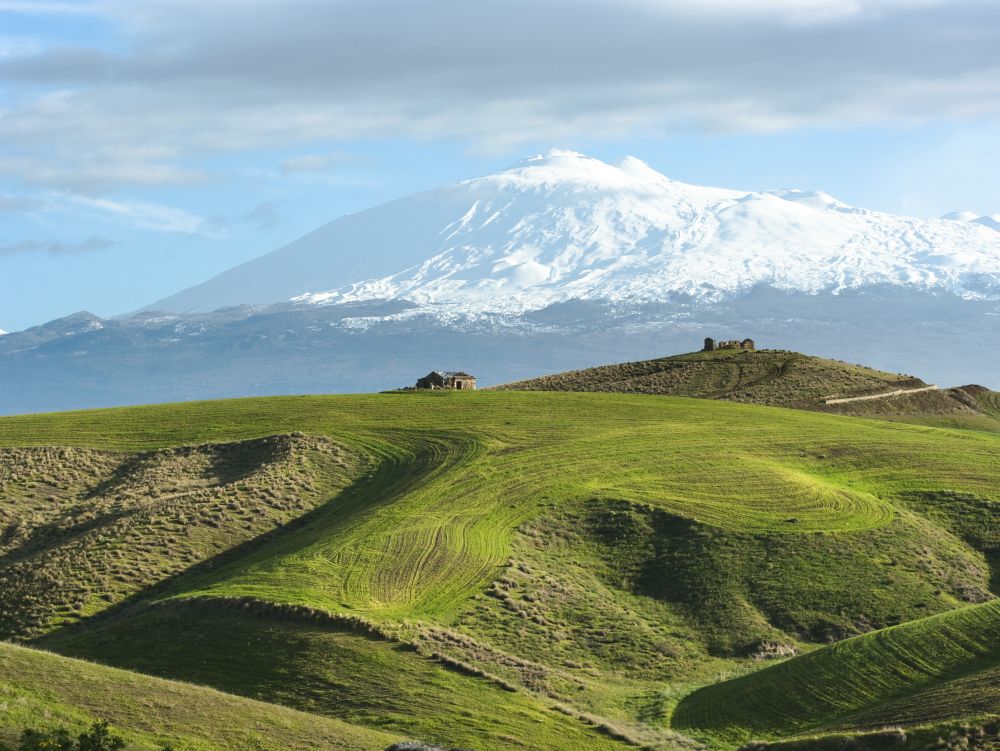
[
  {"left": 149, "top": 150, "right": 1000, "bottom": 316},
  {"left": 942, "top": 210, "right": 981, "bottom": 222},
  {"left": 943, "top": 210, "right": 1000, "bottom": 232}
]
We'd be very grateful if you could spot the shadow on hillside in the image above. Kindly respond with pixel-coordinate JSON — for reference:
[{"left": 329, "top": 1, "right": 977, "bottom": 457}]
[
  {"left": 83, "top": 436, "right": 285, "bottom": 499},
  {"left": 32, "top": 433, "right": 445, "bottom": 647},
  {"left": 988, "top": 552, "right": 1000, "bottom": 597}
]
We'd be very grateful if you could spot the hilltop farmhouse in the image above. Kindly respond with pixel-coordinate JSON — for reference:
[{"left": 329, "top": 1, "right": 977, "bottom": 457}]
[
  {"left": 415, "top": 371, "right": 477, "bottom": 390},
  {"left": 704, "top": 337, "right": 755, "bottom": 351}
]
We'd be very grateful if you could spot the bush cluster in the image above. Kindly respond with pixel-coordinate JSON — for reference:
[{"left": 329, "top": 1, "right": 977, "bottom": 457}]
[{"left": 1, "top": 722, "right": 173, "bottom": 751}]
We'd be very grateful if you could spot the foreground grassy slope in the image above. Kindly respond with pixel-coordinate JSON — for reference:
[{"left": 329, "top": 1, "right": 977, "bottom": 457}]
[
  {"left": 46, "top": 600, "right": 638, "bottom": 751},
  {"left": 0, "top": 640, "right": 398, "bottom": 751},
  {"left": 3, "top": 392, "right": 1000, "bottom": 747},
  {"left": 673, "top": 599, "right": 1000, "bottom": 746},
  {"left": 496, "top": 349, "right": 997, "bottom": 426}
]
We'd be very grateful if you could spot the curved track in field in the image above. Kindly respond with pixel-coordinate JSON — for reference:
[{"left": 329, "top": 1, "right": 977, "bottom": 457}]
[
  {"left": 9, "top": 392, "right": 995, "bottom": 634},
  {"left": 177, "top": 430, "right": 495, "bottom": 618},
  {"left": 5, "top": 393, "right": 1000, "bottom": 750},
  {"left": 179, "top": 421, "right": 896, "bottom": 622},
  {"left": 567, "top": 437, "right": 895, "bottom": 533}
]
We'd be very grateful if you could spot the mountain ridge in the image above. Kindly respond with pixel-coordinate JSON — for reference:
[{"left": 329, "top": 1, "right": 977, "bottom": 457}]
[{"left": 2, "top": 282, "right": 997, "bottom": 416}]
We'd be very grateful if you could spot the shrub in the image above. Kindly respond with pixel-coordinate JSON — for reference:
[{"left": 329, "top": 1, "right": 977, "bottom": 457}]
[
  {"left": 17, "top": 722, "right": 126, "bottom": 751},
  {"left": 10, "top": 721, "right": 181, "bottom": 751}
]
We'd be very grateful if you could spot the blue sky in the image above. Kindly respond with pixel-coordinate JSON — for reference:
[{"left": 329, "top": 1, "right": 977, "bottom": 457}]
[{"left": 1, "top": 0, "right": 999, "bottom": 331}]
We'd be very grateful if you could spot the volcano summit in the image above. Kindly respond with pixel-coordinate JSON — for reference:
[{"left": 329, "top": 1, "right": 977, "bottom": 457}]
[{"left": 151, "top": 150, "right": 1000, "bottom": 317}]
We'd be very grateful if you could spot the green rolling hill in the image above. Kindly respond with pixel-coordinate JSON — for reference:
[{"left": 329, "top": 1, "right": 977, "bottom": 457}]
[
  {"left": 0, "top": 640, "right": 398, "bottom": 751},
  {"left": 495, "top": 348, "right": 1000, "bottom": 430},
  {"left": 962, "top": 384, "right": 1000, "bottom": 420},
  {"left": 673, "top": 599, "right": 1000, "bottom": 746},
  {"left": 1, "top": 389, "right": 999, "bottom": 749}
]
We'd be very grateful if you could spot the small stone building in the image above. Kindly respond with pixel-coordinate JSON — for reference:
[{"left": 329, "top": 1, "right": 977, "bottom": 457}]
[
  {"left": 415, "top": 371, "right": 477, "bottom": 390},
  {"left": 711, "top": 338, "right": 756, "bottom": 351}
]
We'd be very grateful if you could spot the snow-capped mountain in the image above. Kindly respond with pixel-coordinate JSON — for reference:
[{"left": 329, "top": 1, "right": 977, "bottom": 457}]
[
  {"left": 151, "top": 150, "right": 1000, "bottom": 316},
  {"left": 3, "top": 150, "right": 997, "bottom": 415}
]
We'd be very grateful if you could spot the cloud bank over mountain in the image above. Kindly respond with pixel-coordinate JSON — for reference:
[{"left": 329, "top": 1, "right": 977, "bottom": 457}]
[{"left": 1, "top": 0, "right": 999, "bottom": 192}]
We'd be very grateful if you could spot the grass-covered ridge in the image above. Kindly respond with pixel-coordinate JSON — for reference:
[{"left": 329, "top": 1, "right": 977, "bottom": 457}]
[
  {"left": 672, "top": 599, "right": 1000, "bottom": 746},
  {"left": 496, "top": 349, "right": 1000, "bottom": 427},
  {"left": 495, "top": 348, "right": 925, "bottom": 405},
  {"left": 0, "top": 640, "right": 399, "bottom": 751},
  {"left": 45, "top": 599, "right": 639, "bottom": 751},
  {"left": 2, "top": 391, "right": 1000, "bottom": 748},
  {"left": 964, "top": 384, "right": 1000, "bottom": 420}
]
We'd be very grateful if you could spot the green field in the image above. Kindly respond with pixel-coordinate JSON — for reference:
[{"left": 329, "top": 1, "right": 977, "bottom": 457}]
[{"left": 2, "top": 390, "right": 1000, "bottom": 749}]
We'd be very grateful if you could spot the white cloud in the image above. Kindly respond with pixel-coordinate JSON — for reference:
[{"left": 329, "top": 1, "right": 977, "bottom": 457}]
[
  {"left": 0, "top": 235, "right": 113, "bottom": 256},
  {"left": 0, "top": 36, "right": 42, "bottom": 57},
  {"left": 0, "top": 194, "right": 44, "bottom": 212},
  {"left": 623, "top": 0, "right": 965, "bottom": 22},
  {"left": 71, "top": 196, "right": 219, "bottom": 235},
  {"left": 0, "top": 0, "right": 997, "bottom": 188}
]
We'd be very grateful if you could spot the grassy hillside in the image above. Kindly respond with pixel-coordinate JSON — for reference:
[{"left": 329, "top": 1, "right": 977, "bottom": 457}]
[
  {"left": 0, "top": 640, "right": 398, "bottom": 751},
  {"left": 2, "top": 392, "right": 1000, "bottom": 748},
  {"left": 963, "top": 384, "right": 1000, "bottom": 420},
  {"left": 0, "top": 434, "right": 359, "bottom": 638},
  {"left": 673, "top": 599, "right": 1000, "bottom": 746},
  {"left": 43, "top": 599, "right": 640, "bottom": 751},
  {"left": 495, "top": 349, "right": 999, "bottom": 427}
]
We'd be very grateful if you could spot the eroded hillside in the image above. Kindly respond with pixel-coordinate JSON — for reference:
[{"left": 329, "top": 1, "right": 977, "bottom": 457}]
[{"left": 0, "top": 434, "right": 359, "bottom": 638}]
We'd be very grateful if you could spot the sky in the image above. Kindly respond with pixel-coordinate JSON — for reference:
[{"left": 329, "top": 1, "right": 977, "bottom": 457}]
[{"left": 1, "top": 0, "right": 999, "bottom": 332}]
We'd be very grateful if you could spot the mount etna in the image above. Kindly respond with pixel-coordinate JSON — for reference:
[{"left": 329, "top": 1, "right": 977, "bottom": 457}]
[{"left": 1, "top": 150, "right": 997, "bottom": 414}]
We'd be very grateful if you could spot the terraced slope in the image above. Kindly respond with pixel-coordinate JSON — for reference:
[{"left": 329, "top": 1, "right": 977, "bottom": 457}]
[
  {"left": 2, "top": 392, "right": 999, "bottom": 748},
  {"left": 496, "top": 349, "right": 997, "bottom": 426},
  {"left": 673, "top": 599, "right": 1000, "bottom": 747},
  {"left": 0, "top": 640, "right": 398, "bottom": 751}
]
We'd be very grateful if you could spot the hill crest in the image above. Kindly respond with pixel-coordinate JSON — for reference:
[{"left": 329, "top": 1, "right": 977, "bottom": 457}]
[{"left": 497, "top": 345, "right": 1000, "bottom": 426}]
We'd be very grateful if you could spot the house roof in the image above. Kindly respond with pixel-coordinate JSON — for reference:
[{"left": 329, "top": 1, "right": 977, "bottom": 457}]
[{"left": 434, "top": 371, "right": 474, "bottom": 378}]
